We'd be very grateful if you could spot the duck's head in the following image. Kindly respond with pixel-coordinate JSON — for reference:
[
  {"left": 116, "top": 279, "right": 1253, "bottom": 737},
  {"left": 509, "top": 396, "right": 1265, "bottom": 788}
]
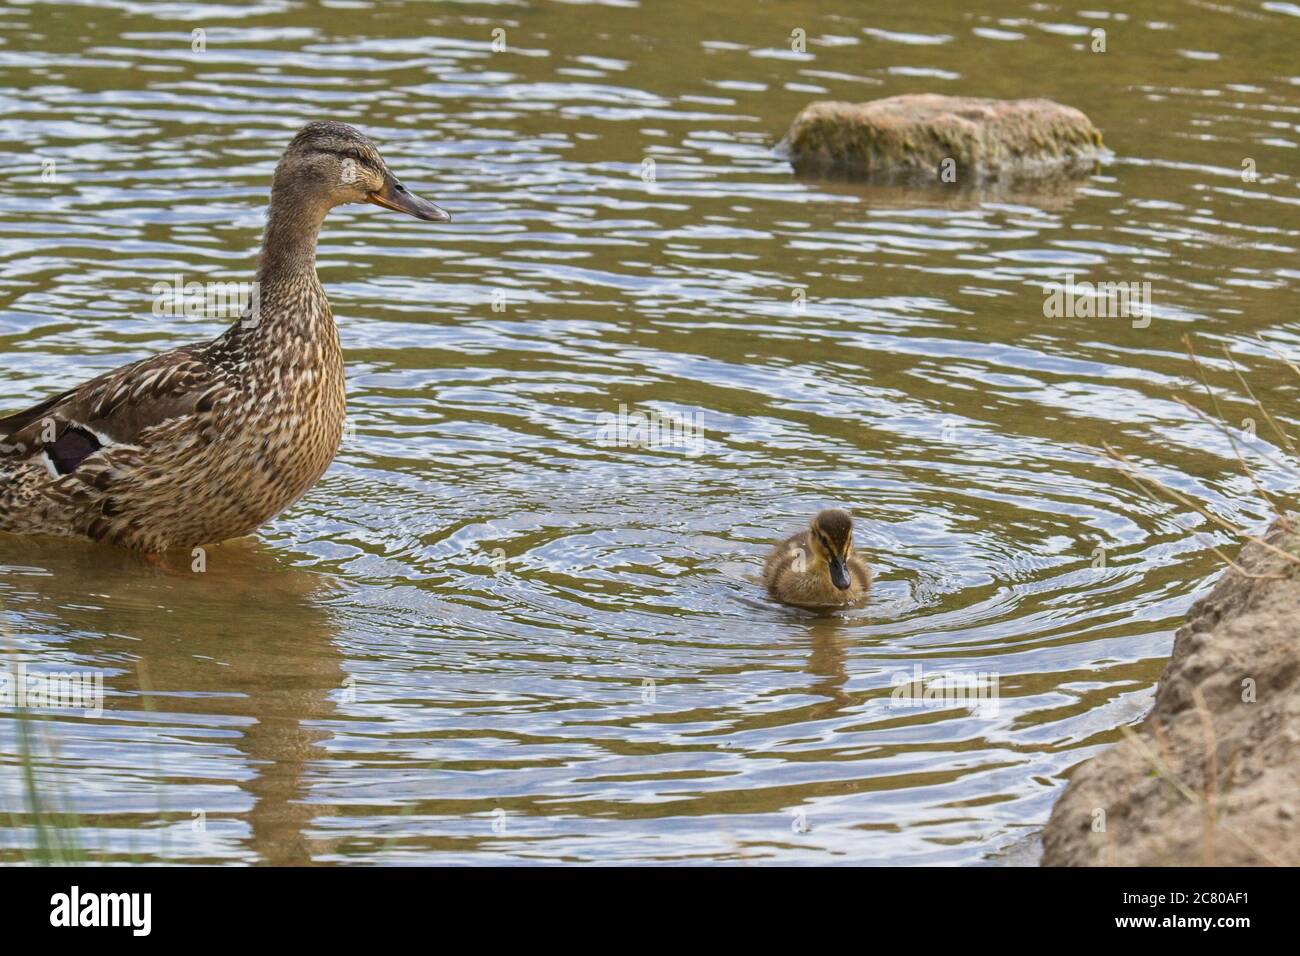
[
  {"left": 809, "top": 508, "right": 855, "bottom": 590},
  {"left": 273, "top": 121, "right": 450, "bottom": 223}
]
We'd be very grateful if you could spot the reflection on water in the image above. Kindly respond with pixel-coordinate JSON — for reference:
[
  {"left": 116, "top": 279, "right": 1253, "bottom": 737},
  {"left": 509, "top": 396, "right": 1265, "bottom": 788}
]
[
  {"left": 0, "top": 0, "right": 1298, "bottom": 864},
  {"left": 0, "top": 538, "right": 342, "bottom": 863},
  {"left": 792, "top": 155, "right": 1104, "bottom": 211}
]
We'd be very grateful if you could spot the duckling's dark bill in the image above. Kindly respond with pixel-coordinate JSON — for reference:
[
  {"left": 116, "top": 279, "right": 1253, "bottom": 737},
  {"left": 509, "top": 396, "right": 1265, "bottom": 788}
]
[
  {"left": 367, "top": 178, "right": 450, "bottom": 222},
  {"left": 829, "top": 556, "right": 851, "bottom": 590}
]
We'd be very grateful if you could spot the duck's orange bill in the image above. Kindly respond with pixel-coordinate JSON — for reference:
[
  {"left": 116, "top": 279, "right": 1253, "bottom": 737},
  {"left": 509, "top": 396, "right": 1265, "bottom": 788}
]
[{"left": 367, "top": 176, "right": 451, "bottom": 223}]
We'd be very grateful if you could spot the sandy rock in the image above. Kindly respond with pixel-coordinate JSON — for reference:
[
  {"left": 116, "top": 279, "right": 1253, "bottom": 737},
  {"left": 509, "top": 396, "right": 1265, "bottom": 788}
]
[
  {"left": 1041, "top": 518, "right": 1300, "bottom": 866},
  {"left": 779, "top": 94, "right": 1104, "bottom": 182}
]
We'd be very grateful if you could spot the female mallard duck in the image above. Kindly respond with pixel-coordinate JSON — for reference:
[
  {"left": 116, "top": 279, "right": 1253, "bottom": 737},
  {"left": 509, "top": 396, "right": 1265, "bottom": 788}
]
[
  {"left": 763, "top": 508, "right": 871, "bottom": 607},
  {"left": 0, "top": 122, "right": 450, "bottom": 554}
]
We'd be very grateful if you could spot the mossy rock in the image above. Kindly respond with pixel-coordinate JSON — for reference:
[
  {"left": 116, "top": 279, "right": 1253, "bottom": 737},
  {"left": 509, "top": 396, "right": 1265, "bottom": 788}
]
[{"left": 779, "top": 94, "right": 1105, "bottom": 183}]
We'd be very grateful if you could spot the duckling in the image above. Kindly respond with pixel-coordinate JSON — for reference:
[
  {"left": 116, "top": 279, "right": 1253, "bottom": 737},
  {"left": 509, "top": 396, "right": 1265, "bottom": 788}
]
[
  {"left": 0, "top": 122, "right": 451, "bottom": 554},
  {"left": 763, "top": 508, "right": 871, "bottom": 607}
]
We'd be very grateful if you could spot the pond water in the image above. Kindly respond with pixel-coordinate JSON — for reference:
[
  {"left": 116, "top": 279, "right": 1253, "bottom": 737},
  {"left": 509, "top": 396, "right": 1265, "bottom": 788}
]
[{"left": 0, "top": 0, "right": 1297, "bottom": 864}]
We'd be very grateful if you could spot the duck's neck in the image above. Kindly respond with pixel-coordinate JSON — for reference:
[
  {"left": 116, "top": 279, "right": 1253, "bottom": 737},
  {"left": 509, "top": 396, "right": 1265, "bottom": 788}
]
[
  {"left": 256, "top": 186, "right": 330, "bottom": 283},
  {"left": 231, "top": 187, "right": 340, "bottom": 354}
]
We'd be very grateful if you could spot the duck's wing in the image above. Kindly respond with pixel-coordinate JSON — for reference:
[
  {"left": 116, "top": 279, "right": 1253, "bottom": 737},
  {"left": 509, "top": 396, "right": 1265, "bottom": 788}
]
[{"left": 0, "top": 346, "right": 233, "bottom": 474}]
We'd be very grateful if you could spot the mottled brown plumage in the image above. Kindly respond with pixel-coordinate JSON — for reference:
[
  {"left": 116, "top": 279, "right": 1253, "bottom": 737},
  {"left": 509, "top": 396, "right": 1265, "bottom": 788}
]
[
  {"left": 0, "top": 122, "right": 450, "bottom": 553},
  {"left": 762, "top": 508, "right": 871, "bottom": 607}
]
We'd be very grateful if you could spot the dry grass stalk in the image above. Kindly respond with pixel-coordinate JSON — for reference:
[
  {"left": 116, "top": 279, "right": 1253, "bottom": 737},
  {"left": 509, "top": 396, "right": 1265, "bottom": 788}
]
[
  {"left": 1100, "top": 443, "right": 1295, "bottom": 578},
  {"left": 1182, "top": 334, "right": 1288, "bottom": 524},
  {"left": 1097, "top": 331, "right": 1300, "bottom": 578},
  {"left": 1119, "top": 725, "right": 1281, "bottom": 866},
  {"left": 1224, "top": 344, "right": 1299, "bottom": 460},
  {"left": 1191, "top": 687, "right": 1218, "bottom": 867}
]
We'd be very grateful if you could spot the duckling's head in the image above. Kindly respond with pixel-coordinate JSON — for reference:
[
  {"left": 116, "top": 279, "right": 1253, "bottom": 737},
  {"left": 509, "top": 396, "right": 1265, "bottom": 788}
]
[
  {"left": 810, "top": 508, "right": 855, "bottom": 590},
  {"left": 272, "top": 121, "right": 450, "bottom": 223}
]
